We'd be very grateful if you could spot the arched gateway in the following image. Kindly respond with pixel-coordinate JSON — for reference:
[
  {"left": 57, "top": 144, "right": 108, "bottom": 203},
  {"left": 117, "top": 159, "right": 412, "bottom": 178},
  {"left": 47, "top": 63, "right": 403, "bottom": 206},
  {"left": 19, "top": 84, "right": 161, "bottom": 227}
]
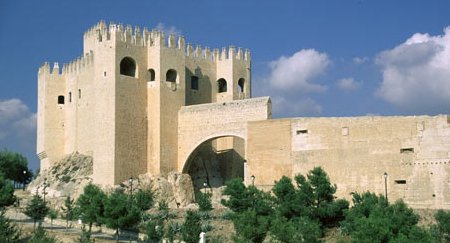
[{"left": 177, "top": 97, "right": 271, "bottom": 189}]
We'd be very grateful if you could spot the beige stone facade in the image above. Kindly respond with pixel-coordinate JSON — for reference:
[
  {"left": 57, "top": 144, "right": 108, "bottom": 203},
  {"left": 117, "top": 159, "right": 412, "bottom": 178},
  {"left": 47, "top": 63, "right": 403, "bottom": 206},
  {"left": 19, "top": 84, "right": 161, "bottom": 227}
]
[{"left": 37, "top": 21, "right": 450, "bottom": 209}]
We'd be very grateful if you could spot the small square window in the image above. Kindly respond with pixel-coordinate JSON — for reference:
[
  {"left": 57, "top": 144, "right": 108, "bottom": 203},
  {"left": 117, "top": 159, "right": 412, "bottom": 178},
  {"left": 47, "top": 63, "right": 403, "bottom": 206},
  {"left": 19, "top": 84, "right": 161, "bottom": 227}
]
[{"left": 191, "top": 76, "right": 199, "bottom": 90}]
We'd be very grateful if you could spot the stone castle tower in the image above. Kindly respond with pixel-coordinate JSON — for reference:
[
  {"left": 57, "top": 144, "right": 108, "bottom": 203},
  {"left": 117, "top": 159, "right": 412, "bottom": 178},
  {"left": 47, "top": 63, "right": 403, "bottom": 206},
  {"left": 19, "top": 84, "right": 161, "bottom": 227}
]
[{"left": 37, "top": 21, "right": 252, "bottom": 185}]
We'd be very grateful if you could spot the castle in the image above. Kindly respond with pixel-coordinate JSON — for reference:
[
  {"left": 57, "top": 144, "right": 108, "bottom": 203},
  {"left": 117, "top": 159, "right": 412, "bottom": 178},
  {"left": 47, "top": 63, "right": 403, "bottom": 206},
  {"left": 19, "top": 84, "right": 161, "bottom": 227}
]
[{"left": 37, "top": 21, "right": 450, "bottom": 209}]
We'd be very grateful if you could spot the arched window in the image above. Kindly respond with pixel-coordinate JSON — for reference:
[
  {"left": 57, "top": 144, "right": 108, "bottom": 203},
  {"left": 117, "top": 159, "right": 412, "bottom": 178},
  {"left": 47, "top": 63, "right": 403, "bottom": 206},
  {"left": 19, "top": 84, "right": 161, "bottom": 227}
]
[
  {"left": 217, "top": 78, "right": 227, "bottom": 93},
  {"left": 238, "top": 78, "right": 245, "bottom": 93},
  {"left": 148, "top": 69, "right": 155, "bottom": 82},
  {"left": 120, "top": 57, "right": 137, "bottom": 77},
  {"left": 166, "top": 69, "right": 177, "bottom": 82},
  {"left": 57, "top": 95, "right": 65, "bottom": 105}
]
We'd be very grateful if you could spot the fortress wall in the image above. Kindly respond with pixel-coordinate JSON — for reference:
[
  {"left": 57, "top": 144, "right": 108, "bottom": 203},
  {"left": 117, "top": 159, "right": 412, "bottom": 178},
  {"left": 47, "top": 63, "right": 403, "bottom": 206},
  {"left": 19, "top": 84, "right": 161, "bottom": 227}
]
[
  {"left": 91, "top": 39, "right": 117, "bottom": 186},
  {"left": 146, "top": 45, "right": 161, "bottom": 175},
  {"left": 178, "top": 97, "right": 271, "bottom": 172},
  {"left": 74, "top": 65, "right": 95, "bottom": 156},
  {"left": 158, "top": 46, "right": 186, "bottom": 176},
  {"left": 246, "top": 119, "right": 293, "bottom": 188},
  {"left": 185, "top": 52, "right": 215, "bottom": 106},
  {"left": 37, "top": 63, "right": 66, "bottom": 170},
  {"left": 247, "top": 115, "right": 450, "bottom": 209},
  {"left": 114, "top": 43, "right": 148, "bottom": 183}
]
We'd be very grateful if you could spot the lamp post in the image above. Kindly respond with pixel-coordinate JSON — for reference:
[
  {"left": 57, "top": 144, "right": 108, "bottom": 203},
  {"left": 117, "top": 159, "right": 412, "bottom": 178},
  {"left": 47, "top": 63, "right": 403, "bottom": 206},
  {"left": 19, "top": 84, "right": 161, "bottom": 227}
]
[
  {"left": 23, "top": 170, "right": 27, "bottom": 191},
  {"left": 383, "top": 172, "right": 388, "bottom": 206},
  {"left": 251, "top": 175, "right": 255, "bottom": 186},
  {"left": 203, "top": 182, "right": 207, "bottom": 194},
  {"left": 129, "top": 177, "right": 133, "bottom": 197}
]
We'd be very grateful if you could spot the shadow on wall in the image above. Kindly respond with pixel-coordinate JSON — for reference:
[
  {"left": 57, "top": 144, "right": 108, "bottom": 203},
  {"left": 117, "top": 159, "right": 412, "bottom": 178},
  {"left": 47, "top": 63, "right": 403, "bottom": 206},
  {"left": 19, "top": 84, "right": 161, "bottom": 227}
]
[{"left": 183, "top": 137, "right": 245, "bottom": 197}]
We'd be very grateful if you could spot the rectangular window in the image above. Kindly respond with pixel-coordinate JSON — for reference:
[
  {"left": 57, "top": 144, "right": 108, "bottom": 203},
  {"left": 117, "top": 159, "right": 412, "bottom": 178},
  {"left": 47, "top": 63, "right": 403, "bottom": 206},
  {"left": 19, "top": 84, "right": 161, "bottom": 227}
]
[
  {"left": 191, "top": 76, "right": 199, "bottom": 90},
  {"left": 395, "top": 180, "right": 407, "bottom": 184},
  {"left": 400, "top": 148, "right": 414, "bottom": 153},
  {"left": 342, "top": 127, "right": 349, "bottom": 136},
  {"left": 296, "top": 129, "right": 308, "bottom": 135}
]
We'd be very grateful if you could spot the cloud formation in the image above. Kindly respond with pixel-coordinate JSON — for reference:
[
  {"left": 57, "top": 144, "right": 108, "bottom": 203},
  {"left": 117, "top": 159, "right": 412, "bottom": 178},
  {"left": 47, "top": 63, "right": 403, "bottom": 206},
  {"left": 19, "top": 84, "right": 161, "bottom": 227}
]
[
  {"left": 260, "top": 49, "right": 330, "bottom": 117},
  {"left": 337, "top": 77, "right": 361, "bottom": 92},
  {"left": 0, "top": 98, "right": 36, "bottom": 150},
  {"left": 268, "top": 49, "right": 330, "bottom": 93},
  {"left": 376, "top": 27, "right": 450, "bottom": 113}
]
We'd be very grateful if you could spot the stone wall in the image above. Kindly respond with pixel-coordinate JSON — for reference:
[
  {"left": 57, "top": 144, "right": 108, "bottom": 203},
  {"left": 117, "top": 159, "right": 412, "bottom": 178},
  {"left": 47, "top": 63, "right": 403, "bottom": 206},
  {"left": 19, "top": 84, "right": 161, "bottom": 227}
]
[{"left": 247, "top": 115, "right": 450, "bottom": 209}]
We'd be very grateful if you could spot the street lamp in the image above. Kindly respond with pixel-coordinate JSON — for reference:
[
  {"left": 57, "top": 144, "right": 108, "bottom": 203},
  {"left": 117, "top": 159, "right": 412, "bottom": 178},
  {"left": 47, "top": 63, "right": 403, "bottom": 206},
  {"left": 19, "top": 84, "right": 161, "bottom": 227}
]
[
  {"left": 383, "top": 172, "right": 388, "bottom": 206},
  {"left": 203, "top": 182, "right": 207, "bottom": 194},
  {"left": 23, "top": 170, "right": 27, "bottom": 191},
  {"left": 251, "top": 175, "right": 255, "bottom": 186},
  {"left": 129, "top": 177, "right": 133, "bottom": 197}
]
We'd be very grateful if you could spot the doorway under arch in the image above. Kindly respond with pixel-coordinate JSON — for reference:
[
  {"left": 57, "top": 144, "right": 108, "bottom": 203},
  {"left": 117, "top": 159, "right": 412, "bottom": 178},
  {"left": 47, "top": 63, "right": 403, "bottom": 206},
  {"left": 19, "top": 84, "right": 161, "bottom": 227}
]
[{"left": 182, "top": 135, "right": 245, "bottom": 194}]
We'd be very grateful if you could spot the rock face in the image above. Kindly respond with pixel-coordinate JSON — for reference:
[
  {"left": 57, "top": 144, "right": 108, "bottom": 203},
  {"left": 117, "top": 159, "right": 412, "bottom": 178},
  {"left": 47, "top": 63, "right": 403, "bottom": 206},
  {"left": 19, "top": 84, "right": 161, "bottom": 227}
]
[{"left": 28, "top": 152, "right": 196, "bottom": 209}]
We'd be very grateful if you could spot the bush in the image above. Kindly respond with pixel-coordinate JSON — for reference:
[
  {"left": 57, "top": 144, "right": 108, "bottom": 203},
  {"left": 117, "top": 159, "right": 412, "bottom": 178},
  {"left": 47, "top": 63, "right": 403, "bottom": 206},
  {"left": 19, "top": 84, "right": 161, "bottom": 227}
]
[
  {"left": 198, "top": 192, "right": 213, "bottom": 212},
  {"left": 182, "top": 210, "right": 202, "bottom": 243}
]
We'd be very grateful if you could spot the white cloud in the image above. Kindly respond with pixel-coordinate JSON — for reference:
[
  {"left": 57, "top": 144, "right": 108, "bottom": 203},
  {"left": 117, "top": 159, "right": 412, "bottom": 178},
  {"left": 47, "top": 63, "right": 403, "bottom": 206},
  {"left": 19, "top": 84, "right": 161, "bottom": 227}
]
[
  {"left": 268, "top": 49, "right": 330, "bottom": 93},
  {"left": 155, "top": 22, "right": 182, "bottom": 36},
  {"left": 375, "top": 27, "right": 450, "bottom": 113},
  {"left": 0, "top": 98, "right": 36, "bottom": 146},
  {"left": 353, "top": 56, "right": 369, "bottom": 65},
  {"left": 0, "top": 98, "right": 29, "bottom": 123},
  {"left": 337, "top": 78, "right": 361, "bottom": 92}
]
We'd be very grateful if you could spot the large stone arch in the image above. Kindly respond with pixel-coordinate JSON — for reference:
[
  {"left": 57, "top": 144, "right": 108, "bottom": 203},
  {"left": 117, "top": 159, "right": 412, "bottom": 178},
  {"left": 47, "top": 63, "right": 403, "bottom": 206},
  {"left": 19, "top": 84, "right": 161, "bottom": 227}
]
[
  {"left": 182, "top": 134, "right": 246, "bottom": 191},
  {"left": 177, "top": 97, "right": 272, "bottom": 175}
]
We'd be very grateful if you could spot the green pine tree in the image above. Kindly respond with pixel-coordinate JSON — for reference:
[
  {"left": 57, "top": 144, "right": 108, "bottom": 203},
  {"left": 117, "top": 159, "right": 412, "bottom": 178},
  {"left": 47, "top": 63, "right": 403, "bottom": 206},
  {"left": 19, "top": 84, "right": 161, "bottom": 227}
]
[
  {"left": 0, "top": 209, "right": 21, "bottom": 242},
  {"left": 75, "top": 183, "right": 106, "bottom": 232},
  {"left": 24, "top": 194, "right": 49, "bottom": 230},
  {"left": 182, "top": 210, "right": 202, "bottom": 243}
]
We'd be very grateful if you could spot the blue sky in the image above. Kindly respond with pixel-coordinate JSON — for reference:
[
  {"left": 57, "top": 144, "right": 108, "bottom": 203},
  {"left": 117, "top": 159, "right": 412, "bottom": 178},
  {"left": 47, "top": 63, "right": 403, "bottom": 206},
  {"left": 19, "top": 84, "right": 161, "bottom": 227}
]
[{"left": 1, "top": 0, "right": 450, "bottom": 171}]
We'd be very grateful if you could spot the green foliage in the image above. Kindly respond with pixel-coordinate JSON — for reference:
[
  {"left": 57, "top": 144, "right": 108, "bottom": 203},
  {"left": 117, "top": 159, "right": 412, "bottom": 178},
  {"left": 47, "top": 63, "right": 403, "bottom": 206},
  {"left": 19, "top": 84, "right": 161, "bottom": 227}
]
[
  {"left": 232, "top": 209, "right": 271, "bottom": 243},
  {"left": 103, "top": 190, "right": 141, "bottom": 240},
  {"left": 198, "top": 192, "right": 213, "bottom": 212},
  {"left": 75, "top": 183, "right": 106, "bottom": 232},
  {"left": 0, "top": 149, "right": 33, "bottom": 184},
  {"left": 182, "top": 210, "right": 202, "bottom": 243},
  {"left": 0, "top": 209, "right": 21, "bottom": 242},
  {"left": 24, "top": 194, "right": 49, "bottom": 229},
  {"left": 270, "top": 216, "right": 321, "bottom": 243},
  {"left": 28, "top": 225, "right": 59, "bottom": 243},
  {"left": 61, "top": 195, "right": 75, "bottom": 230},
  {"left": 48, "top": 209, "right": 58, "bottom": 230},
  {"left": 134, "top": 188, "right": 155, "bottom": 212},
  {"left": 158, "top": 200, "right": 169, "bottom": 211},
  {"left": 165, "top": 221, "right": 181, "bottom": 243},
  {"left": 221, "top": 179, "right": 251, "bottom": 213},
  {"left": 0, "top": 173, "right": 16, "bottom": 208},
  {"left": 341, "top": 192, "right": 433, "bottom": 242},
  {"left": 435, "top": 209, "right": 450, "bottom": 241},
  {"left": 435, "top": 209, "right": 450, "bottom": 234},
  {"left": 144, "top": 219, "right": 164, "bottom": 242}
]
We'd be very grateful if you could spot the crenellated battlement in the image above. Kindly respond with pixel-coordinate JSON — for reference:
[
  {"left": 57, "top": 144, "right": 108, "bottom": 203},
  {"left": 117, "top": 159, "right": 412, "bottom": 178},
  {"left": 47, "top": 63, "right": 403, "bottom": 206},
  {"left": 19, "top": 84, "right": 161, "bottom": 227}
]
[
  {"left": 83, "top": 21, "right": 250, "bottom": 62},
  {"left": 62, "top": 51, "right": 94, "bottom": 75}
]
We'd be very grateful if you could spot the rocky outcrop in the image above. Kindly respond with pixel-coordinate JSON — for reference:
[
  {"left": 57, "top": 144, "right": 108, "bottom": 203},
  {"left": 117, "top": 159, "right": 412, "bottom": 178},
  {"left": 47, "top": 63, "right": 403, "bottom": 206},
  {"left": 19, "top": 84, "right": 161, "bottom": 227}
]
[{"left": 27, "top": 152, "right": 196, "bottom": 209}]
